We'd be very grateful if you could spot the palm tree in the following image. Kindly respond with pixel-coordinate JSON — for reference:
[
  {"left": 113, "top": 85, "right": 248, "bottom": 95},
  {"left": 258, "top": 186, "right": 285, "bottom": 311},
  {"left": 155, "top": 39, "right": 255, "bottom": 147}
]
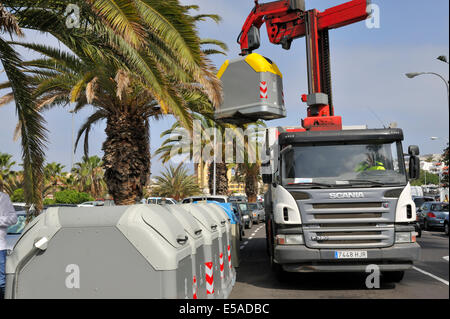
[
  {"left": 155, "top": 113, "right": 231, "bottom": 196},
  {"left": 43, "top": 162, "right": 65, "bottom": 197},
  {"left": 71, "top": 156, "right": 106, "bottom": 199},
  {"left": 153, "top": 163, "right": 200, "bottom": 201},
  {"left": 1, "top": 1, "right": 223, "bottom": 205},
  {"left": 0, "top": 152, "right": 16, "bottom": 192},
  {"left": 1, "top": 4, "right": 47, "bottom": 213}
]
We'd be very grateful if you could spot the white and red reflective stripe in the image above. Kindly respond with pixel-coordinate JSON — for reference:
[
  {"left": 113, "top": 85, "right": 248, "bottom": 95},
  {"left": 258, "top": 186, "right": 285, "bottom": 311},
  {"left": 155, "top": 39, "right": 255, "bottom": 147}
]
[
  {"left": 227, "top": 245, "right": 232, "bottom": 269},
  {"left": 192, "top": 276, "right": 198, "bottom": 299},
  {"left": 219, "top": 253, "right": 224, "bottom": 279},
  {"left": 260, "top": 81, "right": 268, "bottom": 99},
  {"left": 205, "top": 262, "right": 214, "bottom": 295}
]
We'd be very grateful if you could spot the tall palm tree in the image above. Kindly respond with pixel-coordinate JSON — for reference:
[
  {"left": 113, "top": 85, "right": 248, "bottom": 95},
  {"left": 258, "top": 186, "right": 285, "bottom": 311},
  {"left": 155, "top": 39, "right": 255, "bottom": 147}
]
[
  {"left": 0, "top": 3, "right": 47, "bottom": 213},
  {"left": 1, "top": 1, "right": 223, "bottom": 205},
  {"left": 153, "top": 163, "right": 200, "bottom": 201}
]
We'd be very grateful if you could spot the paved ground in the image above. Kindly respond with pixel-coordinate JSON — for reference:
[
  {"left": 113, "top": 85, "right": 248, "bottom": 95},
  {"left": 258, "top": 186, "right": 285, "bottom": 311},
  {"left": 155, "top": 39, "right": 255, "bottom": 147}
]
[{"left": 230, "top": 223, "right": 449, "bottom": 299}]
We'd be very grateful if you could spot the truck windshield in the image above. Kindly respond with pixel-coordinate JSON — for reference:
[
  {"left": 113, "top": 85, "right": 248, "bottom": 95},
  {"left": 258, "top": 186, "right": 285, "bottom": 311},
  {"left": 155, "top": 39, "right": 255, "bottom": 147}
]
[{"left": 282, "top": 142, "right": 407, "bottom": 187}]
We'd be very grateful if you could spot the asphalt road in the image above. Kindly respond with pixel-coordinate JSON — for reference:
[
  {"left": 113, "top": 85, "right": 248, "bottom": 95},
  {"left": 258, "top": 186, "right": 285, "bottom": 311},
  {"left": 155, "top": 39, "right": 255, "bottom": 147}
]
[{"left": 229, "top": 223, "right": 449, "bottom": 299}]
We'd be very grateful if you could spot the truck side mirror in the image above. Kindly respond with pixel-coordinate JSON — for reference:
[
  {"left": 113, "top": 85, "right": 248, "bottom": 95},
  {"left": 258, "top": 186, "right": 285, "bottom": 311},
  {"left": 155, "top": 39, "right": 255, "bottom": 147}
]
[
  {"left": 408, "top": 145, "right": 420, "bottom": 156},
  {"left": 247, "top": 26, "right": 261, "bottom": 52},
  {"left": 409, "top": 155, "right": 420, "bottom": 180}
]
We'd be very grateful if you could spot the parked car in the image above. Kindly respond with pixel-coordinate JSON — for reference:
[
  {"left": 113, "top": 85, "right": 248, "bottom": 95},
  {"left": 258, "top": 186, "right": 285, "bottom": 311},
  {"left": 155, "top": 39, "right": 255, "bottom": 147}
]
[
  {"left": 412, "top": 196, "right": 434, "bottom": 212},
  {"left": 232, "top": 202, "right": 253, "bottom": 229},
  {"left": 229, "top": 195, "right": 247, "bottom": 203},
  {"left": 181, "top": 195, "right": 228, "bottom": 203},
  {"left": 231, "top": 203, "right": 246, "bottom": 240},
  {"left": 444, "top": 214, "right": 449, "bottom": 236},
  {"left": 417, "top": 202, "right": 449, "bottom": 231},
  {"left": 78, "top": 201, "right": 104, "bottom": 207},
  {"left": 247, "top": 202, "right": 264, "bottom": 224},
  {"left": 5, "top": 211, "right": 26, "bottom": 253},
  {"left": 146, "top": 197, "right": 178, "bottom": 205}
]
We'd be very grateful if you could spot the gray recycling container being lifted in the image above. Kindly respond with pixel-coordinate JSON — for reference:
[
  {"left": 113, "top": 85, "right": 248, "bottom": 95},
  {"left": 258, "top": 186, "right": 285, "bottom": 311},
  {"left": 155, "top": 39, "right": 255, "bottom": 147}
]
[
  {"left": 163, "top": 205, "right": 207, "bottom": 299},
  {"left": 182, "top": 204, "right": 223, "bottom": 299},
  {"left": 193, "top": 203, "right": 233, "bottom": 298},
  {"left": 215, "top": 53, "right": 286, "bottom": 124},
  {"left": 5, "top": 205, "right": 194, "bottom": 299}
]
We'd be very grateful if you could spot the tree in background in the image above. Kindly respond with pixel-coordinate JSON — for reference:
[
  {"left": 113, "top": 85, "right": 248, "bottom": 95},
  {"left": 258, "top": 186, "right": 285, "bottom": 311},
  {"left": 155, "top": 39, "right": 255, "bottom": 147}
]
[
  {"left": 71, "top": 156, "right": 107, "bottom": 199},
  {"left": 411, "top": 170, "right": 440, "bottom": 186},
  {"left": 43, "top": 162, "right": 66, "bottom": 197},
  {"left": 441, "top": 144, "right": 449, "bottom": 188},
  {"left": 0, "top": 152, "right": 16, "bottom": 192},
  {"left": 153, "top": 163, "right": 200, "bottom": 201}
]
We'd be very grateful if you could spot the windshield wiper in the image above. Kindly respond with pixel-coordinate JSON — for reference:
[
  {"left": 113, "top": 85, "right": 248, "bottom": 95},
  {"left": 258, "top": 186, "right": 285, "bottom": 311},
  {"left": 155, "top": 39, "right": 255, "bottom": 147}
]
[
  {"left": 345, "top": 179, "right": 385, "bottom": 186},
  {"left": 286, "top": 182, "right": 333, "bottom": 188}
]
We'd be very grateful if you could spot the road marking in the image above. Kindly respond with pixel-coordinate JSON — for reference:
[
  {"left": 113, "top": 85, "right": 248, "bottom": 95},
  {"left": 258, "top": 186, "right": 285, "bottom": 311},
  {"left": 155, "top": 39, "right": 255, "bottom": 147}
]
[
  {"left": 244, "top": 241, "right": 249, "bottom": 245},
  {"left": 413, "top": 266, "right": 449, "bottom": 286},
  {"left": 443, "top": 256, "right": 449, "bottom": 262}
]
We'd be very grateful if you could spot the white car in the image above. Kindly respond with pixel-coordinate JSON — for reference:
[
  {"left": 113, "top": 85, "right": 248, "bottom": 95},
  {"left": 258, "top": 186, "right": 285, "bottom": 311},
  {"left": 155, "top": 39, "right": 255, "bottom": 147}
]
[
  {"left": 146, "top": 197, "right": 178, "bottom": 205},
  {"left": 78, "top": 201, "right": 104, "bottom": 207}
]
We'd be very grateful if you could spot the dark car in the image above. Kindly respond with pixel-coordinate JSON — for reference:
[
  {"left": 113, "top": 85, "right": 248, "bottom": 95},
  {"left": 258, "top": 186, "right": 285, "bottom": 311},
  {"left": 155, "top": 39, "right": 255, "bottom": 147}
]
[
  {"left": 233, "top": 202, "right": 253, "bottom": 229},
  {"left": 231, "top": 203, "right": 247, "bottom": 239},
  {"left": 417, "top": 202, "right": 449, "bottom": 231},
  {"left": 412, "top": 196, "right": 434, "bottom": 211}
]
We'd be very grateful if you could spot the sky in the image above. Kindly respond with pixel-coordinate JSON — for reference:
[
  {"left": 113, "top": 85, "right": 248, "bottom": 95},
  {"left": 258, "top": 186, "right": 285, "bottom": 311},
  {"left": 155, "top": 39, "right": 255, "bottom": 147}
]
[{"left": 0, "top": 0, "right": 449, "bottom": 177}]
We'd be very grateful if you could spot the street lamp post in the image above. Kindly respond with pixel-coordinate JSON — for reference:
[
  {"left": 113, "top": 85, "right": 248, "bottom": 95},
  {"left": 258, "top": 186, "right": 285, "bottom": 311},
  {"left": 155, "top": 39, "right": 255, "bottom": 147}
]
[{"left": 405, "top": 72, "right": 449, "bottom": 111}]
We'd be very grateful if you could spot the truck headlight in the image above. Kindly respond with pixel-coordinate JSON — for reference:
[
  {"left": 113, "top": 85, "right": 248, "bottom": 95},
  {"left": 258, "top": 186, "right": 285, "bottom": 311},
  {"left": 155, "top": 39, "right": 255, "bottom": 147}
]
[
  {"left": 276, "top": 234, "right": 304, "bottom": 245},
  {"left": 243, "top": 215, "right": 249, "bottom": 220},
  {"left": 395, "top": 232, "right": 416, "bottom": 243}
]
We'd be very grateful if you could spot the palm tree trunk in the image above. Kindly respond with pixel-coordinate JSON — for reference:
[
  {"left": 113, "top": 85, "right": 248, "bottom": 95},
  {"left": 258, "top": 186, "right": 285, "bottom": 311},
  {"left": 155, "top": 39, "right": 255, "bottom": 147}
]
[
  {"left": 102, "top": 111, "right": 150, "bottom": 205},
  {"left": 245, "top": 171, "right": 258, "bottom": 203},
  {"left": 208, "top": 162, "right": 228, "bottom": 195}
]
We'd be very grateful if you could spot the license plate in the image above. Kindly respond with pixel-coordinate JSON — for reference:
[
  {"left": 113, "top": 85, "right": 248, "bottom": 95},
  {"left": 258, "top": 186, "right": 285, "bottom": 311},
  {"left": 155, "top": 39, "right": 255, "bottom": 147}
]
[
  {"left": 335, "top": 251, "right": 368, "bottom": 259},
  {"left": 440, "top": 220, "right": 444, "bottom": 224}
]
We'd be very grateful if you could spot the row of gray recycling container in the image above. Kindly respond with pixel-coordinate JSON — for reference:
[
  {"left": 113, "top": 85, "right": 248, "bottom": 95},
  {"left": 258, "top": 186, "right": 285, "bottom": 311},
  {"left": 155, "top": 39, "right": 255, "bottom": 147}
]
[{"left": 5, "top": 203, "right": 239, "bottom": 299}]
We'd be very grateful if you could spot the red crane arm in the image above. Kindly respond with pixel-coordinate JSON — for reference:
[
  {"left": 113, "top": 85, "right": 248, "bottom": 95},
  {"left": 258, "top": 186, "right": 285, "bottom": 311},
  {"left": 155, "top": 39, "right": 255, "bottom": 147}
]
[
  {"left": 239, "top": 0, "right": 369, "bottom": 54},
  {"left": 237, "top": 0, "right": 370, "bottom": 131}
]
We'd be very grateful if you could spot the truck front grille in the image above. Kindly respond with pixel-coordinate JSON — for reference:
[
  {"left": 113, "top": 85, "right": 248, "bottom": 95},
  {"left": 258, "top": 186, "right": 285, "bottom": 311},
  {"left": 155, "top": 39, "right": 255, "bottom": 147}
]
[{"left": 299, "top": 197, "right": 397, "bottom": 249}]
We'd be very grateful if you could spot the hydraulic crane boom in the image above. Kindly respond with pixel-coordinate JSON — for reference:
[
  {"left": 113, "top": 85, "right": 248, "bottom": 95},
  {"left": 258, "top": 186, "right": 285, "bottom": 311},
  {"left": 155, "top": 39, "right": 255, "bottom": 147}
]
[{"left": 237, "top": 0, "right": 370, "bottom": 131}]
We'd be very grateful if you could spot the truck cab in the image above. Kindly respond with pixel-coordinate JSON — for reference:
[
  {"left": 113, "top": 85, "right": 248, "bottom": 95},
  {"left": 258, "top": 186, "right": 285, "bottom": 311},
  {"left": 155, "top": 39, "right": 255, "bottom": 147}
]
[{"left": 262, "top": 127, "right": 421, "bottom": 282}]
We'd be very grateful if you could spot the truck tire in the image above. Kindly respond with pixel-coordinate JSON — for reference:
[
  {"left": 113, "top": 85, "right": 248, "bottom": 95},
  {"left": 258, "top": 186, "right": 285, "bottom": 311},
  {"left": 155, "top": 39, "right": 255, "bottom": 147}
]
[{"left": 382, "top": 271, "right": 405, "bottom": 283}]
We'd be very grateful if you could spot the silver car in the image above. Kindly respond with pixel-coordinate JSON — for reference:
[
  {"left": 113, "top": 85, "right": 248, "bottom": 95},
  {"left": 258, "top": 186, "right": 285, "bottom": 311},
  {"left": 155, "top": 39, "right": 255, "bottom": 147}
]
[
  {"left": 247, "top": 202, "right": 264, "bottom": 224},
  {"left": 417, "top": 202, "right": 449, "bottom": 231}
]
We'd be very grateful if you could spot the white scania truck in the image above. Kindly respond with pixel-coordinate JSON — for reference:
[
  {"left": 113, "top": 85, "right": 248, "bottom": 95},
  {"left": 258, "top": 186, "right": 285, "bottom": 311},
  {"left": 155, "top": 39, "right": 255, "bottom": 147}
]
[{"left": 261, "top": 126, "right": 421, "bottom": 282}]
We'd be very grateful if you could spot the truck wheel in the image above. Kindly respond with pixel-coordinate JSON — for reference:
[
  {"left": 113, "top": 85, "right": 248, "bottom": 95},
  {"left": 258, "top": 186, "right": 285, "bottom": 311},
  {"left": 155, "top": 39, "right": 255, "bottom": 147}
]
[{"left": 382, "top": 271, "right": 405, "bottom": 283}]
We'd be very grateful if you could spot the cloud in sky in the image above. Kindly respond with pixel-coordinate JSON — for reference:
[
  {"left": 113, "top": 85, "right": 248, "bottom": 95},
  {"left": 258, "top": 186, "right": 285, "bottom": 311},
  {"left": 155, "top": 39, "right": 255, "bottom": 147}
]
[{"left": 0, "top": 0, "right": 448, "bottom": 176}]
